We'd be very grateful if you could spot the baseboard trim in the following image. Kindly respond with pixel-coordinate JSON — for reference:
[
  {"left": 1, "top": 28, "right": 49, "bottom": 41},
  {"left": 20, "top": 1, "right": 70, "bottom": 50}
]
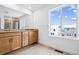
[{"left": 38, "top": 43, "right": 72, "bottom": 55}]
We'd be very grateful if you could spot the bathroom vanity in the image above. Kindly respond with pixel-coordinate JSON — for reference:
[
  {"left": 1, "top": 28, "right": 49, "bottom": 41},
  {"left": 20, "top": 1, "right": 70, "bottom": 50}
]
[
  {"left": 0, "top": 29, "right": 38, "bottom": 54},
  {"left": 21, "top": 29, "right": 38, "bottom": 47}
]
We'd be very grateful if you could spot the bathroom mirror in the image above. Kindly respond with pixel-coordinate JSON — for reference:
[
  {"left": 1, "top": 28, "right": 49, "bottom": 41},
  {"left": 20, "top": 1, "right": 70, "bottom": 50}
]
[
  {"left": 0, "top": 4, "right": 25, "bottom": 30},
  {"left": 12, "top": 18, "right": 19, "bottom": 29},
  {"left": 4, "top": 16, "right": 11, "bottom": 29},
  {"left": 4, "top": 16, "right": 19, "bottom": 30}
]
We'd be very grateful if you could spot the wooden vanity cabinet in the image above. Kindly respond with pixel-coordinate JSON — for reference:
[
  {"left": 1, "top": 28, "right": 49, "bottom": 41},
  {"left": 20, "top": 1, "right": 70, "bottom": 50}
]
[
  {"left": 0, "top": 29, "right": 38, "bottom": 54},
  {"left": 28, "top": 30, "right": 38, "bottom": 45},
  {"left": 0, "top": 32, "right": 21, "bottom": 54},
  {"left": 11, "top": 36, "right": 21, "bottom": 50},
  {"left": 21, "top": 29, "right": 38, "bottom": 47},
  {"left": 22, "top": 32, "right": 28, "bottom": 47},
  {"left": 0, "top": 37, "right": 11, "bottom": 54}
]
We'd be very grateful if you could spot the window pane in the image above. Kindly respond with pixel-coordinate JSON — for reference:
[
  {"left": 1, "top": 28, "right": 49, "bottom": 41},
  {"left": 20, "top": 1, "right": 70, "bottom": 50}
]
[
  {"left": 50, "top": 9, "right": 60, "bottom": 26},
  {"left": 62, "top": 4, "right": 77, "bottom": 37},
  {"left": 49, "top": 9, "right": 61, "bottom": 36}
]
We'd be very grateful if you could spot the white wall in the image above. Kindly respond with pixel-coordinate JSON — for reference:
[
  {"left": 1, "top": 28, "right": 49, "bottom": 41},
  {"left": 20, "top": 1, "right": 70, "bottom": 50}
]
[{"left": 33, "top": 4, "right": 79, "bottom": 54}]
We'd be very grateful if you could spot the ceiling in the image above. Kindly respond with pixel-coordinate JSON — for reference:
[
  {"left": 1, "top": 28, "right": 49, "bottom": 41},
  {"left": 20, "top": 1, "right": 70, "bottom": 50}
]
[
  {"left": 0, "top": 4, "right": 49, "bottom": 17},
  {"left": 0, "top": 4, "right": 61, "bottom": 17},
  {"left": 0, "top": 4, "right": 60, "bottom": 17},
  {"left": 18, "top": 4, "right": 49, "bottom": 12},
  {"left": 0, "top": 5, "right": 25, "bottom": 17}
]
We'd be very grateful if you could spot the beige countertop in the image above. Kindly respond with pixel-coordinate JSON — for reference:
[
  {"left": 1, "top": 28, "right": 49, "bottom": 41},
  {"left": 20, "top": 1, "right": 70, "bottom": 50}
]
[{"left": 0, "top": 29, "right": 38, "bottom": 33}]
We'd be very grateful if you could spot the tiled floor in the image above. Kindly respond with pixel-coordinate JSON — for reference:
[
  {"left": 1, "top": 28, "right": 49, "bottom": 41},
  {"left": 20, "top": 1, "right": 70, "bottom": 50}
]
[{"left": 7, "top": 44, "right": 63, "bottom": 55}]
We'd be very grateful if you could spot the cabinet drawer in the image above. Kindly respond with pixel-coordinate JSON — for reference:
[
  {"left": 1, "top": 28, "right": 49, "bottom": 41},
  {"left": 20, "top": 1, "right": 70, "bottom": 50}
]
[
  {"left": 22, "top": 32, "right": 28, "bottom": 39},
  {"left": 22, "top": 41, "right": 28, "bottom": 47},
  {"left": 0, "top": 32, "right": 21, "bottom": 37},
  {"left": 22, "top": 32, "right": 28, "bottom": 47}
]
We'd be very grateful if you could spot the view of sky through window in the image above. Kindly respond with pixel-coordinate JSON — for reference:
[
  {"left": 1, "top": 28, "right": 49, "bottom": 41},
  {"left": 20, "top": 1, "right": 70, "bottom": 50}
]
[
  {"left": 50, "top": 9, "right": 61, "bottom": 26},
  {"left": 49, "top": 4, "right": 77, "bottom": 36},
  {"left": 62, "top": 4, "right": 76, "bottom": 29},
  {"left": 50, "top": 4, "right": 76, "bottom": 28}
]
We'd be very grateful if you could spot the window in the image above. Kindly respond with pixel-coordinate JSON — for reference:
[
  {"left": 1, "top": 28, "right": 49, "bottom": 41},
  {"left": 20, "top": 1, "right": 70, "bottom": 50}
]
[
  {"left": 49, "top": 9, "right": 61, "bottom": 36},
  {"left": 49, "top": 4, "right": 77, "bottom": 37},
  {"left": 62, "top": 4, "right": 77, "bottom": 37}
]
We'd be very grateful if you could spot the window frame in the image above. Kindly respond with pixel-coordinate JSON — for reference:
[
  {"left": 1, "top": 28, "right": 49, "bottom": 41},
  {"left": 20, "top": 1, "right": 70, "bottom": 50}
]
[{"left": 49, "top": 4, "right": 77, "bottom": 38}]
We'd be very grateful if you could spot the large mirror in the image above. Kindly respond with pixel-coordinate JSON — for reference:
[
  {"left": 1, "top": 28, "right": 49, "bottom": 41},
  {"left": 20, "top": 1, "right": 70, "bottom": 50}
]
[
  {"left": 0, "top": 4, "right": 25, "bottom": 31},
  {"left": 12, "top": 18, "right": 19, "bottom": 29},
  {"left": 4, "top": 16, "right": 19, "bottom": 30}
]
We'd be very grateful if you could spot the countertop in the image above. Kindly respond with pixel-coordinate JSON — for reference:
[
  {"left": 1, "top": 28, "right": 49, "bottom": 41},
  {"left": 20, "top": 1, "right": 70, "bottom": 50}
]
[{"left": 0, "top": 29, "right": 38, "bottom": 33}]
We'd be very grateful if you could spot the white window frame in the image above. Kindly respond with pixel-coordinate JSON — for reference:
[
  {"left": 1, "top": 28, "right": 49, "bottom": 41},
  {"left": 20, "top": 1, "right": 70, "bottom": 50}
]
[{"left": 49, "top": 4, "right": 78, "bottom": 39}]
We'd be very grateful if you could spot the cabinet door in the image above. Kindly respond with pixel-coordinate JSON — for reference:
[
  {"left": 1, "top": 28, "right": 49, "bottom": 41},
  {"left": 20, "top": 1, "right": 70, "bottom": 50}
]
[
  {"left": 22, "top": 32, "right": 28, "bottom": 47},
  {"left": 28, "top": 31, "right": 38, "bottom": 45},
  {"left": 31, "top": 31, "right": 38, "bottom": 43},
  {"left": 12, "top": 36, "right": 21, "bottom": 50},
  {"left": 0, "top": 37, "right": 11, "bottom": 54}
]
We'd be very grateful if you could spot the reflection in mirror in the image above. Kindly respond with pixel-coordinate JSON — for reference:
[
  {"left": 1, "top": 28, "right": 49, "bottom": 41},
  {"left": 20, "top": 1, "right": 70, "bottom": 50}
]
[
  {"left": 12, "top": 18, "right": 19, "bottom": 29},
  {"left": 4, "top": 17, "right": 11, "bottom": 29},
  {"left": 4, "top": 16, "right": 19, "bottom": 30},
  {"left": 0, "top": 4, "right": 25, "bottom": 31}
]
